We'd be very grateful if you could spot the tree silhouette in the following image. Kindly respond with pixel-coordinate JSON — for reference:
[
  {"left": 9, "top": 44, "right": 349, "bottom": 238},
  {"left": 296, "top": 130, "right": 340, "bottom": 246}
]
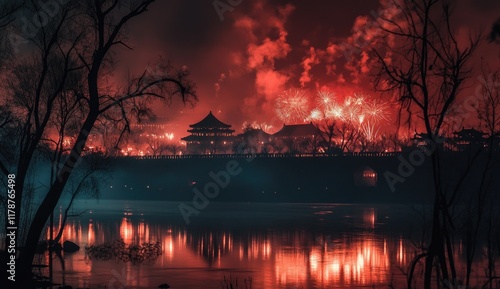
[
  {"left": 0, "top": 1, "right": 196, "bottom": 287},
  {"left": 373, "top": 0, "right": 479, "bottom": 288},
  {"left": 166, "top": 142, "right": 184, "bottom": 156},
  {"left": 336, "top": 121, "right": 361, "bottom": 152}
]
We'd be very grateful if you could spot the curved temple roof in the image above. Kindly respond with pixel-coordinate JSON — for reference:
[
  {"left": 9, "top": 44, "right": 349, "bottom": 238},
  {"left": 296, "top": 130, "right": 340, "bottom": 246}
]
[
  {"left": 273, "top": 122, "right": 321, "bottom": 137},
  {"left": 189, "top": 111, "right": 232, "bottom": 129}
]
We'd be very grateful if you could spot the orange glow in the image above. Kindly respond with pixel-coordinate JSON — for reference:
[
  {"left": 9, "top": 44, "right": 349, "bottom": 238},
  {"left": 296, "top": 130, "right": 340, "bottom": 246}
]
[
  {"left": 397, "top": 237, "right": 406, "bottom": 265},
  {"left": 87, "top": 221, "right": 95, "bottom": 245},
  {"left": 50, "top": 219, "right": 435, "bottom": 289},
  {"left": 138, "top": 221, "right": 150, "bottom": 244},
  {"left": 274, "top": 236, "right": 390, "bottom": 288},
  {"left": 275, "top": 249, "right": 308, "bottom": 285},
  {"left": 363, "top": 208, "right": 376, "bottom": 228},
  {"left": 163, "top": 236, "right": 175, "bottom": 261},
  {"left": 120, "top": 217, "right": 133, "bottom": 244}
]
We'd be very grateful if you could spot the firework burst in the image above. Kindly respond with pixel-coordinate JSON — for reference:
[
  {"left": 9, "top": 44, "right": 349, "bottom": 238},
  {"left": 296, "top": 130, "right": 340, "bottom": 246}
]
[
  {"left": 325, "top": 103, "right": 345, "bottom": 120},
  {"left": 342, "top": 95, "right": 364, "bottom": 124},
  {"left": 316, "top": 90, "right": 336, "bottom": 108},
  {"left": 362, "top": 99, "right": 390, "bottom": 123},
  {"left": 360, "top": 121, "right": 380, "bottom": 141},
  {"left": 312, "top": 91, "right": 391, "bottom": 141},
  {"left": 275, "top": 89, "right": 311, "bottom": 123},
  {"left": 274, "top": 89, "right": 390, "bottom": 141},
  {"left": 307, "top": 109, "right": 322, "bottom": 121}
]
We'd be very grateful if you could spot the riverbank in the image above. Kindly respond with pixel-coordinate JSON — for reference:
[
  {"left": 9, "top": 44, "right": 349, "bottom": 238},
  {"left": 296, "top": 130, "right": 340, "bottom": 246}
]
[{"left": 99, "top": 151, "right": 490, "bottom": 204}]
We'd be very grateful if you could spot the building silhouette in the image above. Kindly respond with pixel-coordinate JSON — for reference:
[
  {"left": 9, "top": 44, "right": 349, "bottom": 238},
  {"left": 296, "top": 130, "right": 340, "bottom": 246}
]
[
  {"left": 451, "top": 127, "right": 487, "bottom": 151},
  {"left": 272, "top": 122, "right": 324, "bottom": 154},
  {"left": 236, "top": 128, "right": 273, "bottom": 154},
  {"left": 181, "top": 111, "right": 236, "bottom": 154}
]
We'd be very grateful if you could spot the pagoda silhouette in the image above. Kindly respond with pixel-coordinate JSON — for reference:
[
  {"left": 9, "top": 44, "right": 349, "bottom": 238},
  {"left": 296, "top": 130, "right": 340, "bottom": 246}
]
[{"left": 181, "top": 111, "right": 236, "bottom": 154}]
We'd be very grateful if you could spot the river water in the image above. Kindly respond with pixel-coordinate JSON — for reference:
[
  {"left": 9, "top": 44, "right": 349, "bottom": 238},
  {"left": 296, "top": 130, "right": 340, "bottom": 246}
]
[{"left": 41, "top": 200, "right": 488, "bottom": 289}]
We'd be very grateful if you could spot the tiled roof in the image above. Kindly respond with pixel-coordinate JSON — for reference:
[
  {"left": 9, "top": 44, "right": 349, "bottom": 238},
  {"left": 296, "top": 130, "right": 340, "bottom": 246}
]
[
  {"left": 238, "top": 128, "right": 271, "bottom": 138},
  {"left": 190, "top": 111, "right": 232, "bottom": 128},
  {"left": 273, "top": 123, "right": 321, "bottom": 137}
]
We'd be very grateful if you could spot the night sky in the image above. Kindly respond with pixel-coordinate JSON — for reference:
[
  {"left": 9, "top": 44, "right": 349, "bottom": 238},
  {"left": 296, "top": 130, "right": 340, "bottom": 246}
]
[{"left": 115, "top": 0, "right": 500, "bottom": 138}]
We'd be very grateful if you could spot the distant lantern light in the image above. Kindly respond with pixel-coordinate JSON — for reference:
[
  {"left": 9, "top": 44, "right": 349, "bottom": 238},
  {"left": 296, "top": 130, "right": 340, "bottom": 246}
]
[{"left": 354, "top": 166, "right": 378, "bottom": 187}]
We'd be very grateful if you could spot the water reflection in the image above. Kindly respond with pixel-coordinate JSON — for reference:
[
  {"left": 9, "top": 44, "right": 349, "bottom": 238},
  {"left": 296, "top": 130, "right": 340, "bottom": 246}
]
[
  {"left": 42, "top": 203, "right": 491, "bottom": 289},
  {"left": 48, "top": 210, "right": 413, "bottom": 288},
  {"left": 120, "top": 217, "right": 133, "bottom": 244},
  {"left": 307, "top": 237, "right": 391, "bottom": 286}
]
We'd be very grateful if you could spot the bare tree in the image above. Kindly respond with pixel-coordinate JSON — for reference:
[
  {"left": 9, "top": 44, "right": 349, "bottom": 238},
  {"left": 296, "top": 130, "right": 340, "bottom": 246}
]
[
  {"left": 147, "top": 136, "right": 167, "bottom": 156},
  {"left": 358, "top": 133, "right": 379, "bottom": 152},
  {"left": 336, "top": 122, "right": 361, "bottom": 152},
  {"left": 301, "top": 134, "right": 324, "bottom": 155},
  {"left": 0, "top": 1, "right": 196, "bottom": 287},
  {"left": 476, "top": 68, "right": 500, "bottom": 138},
  {"left": 465, "top": 66, "right": 500, "bottom": 288},
  {"left": 314, "top": 117, "right": 336, "bottom": 154},
  {"left": 166, "top": 142, "right": 184, "bottom": 156},
  {"left": 378, "top": 133, "right": 402, "bottom": 152},
  {"left": 373, "top": 0, "right": 479, "bottom": 288},
  {"left": 94, "top": 116, "right": 129, "bottom": 156},
  {"left": 0, "top": 0, "right": 23, "bottom": 67}
]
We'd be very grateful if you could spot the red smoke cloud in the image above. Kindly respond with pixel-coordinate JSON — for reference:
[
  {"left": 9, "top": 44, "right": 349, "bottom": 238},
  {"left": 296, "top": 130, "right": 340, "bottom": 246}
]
[
  {"left": 117, "top": 0, "right": 500, "bottom": 140},
  {"left": 232, "top": 1, "right": 295, "bottom": 117}
]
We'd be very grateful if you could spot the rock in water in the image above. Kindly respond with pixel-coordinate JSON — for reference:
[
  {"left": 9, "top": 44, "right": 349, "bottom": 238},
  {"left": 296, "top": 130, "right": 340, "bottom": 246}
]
[{"left": 63, "top": 241, "right": 80, "bottom": 253}]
